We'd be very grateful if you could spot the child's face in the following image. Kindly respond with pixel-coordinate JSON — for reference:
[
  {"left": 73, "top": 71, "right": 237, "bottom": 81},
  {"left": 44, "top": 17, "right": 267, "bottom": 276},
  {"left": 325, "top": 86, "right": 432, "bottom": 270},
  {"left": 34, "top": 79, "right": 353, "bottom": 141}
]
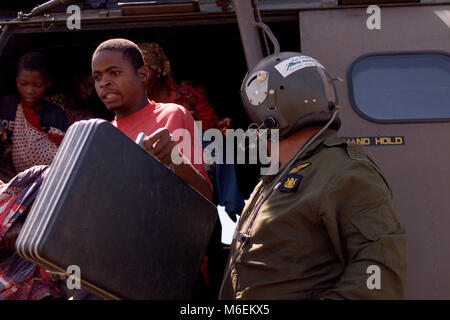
[
  {"left": 74, "top": 74, "right": 94, "bottom": 105},
  {"left": 16, "top": 70, "right": 50, "bottom": 108},
  {"left": 92, "top": 50, "right": 148, "bottom": 117}
]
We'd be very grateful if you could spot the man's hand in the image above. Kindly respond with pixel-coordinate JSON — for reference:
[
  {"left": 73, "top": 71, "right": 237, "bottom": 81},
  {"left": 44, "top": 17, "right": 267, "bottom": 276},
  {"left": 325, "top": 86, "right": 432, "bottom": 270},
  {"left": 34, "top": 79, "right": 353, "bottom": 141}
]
[
  {"left": 142, "top": 127, "right": 178, "bottom": 166},
  {"left": 141, "top": 127, "right": 212, "bottom": 201},
  {"left": 0, "top": 220, "right": 23, "bottom": 251}
]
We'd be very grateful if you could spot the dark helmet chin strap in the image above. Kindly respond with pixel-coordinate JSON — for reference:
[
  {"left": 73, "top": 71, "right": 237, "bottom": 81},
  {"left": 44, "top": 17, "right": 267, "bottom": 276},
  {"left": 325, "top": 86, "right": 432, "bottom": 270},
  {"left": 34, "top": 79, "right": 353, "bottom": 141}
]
[
  {"left": 241, "top": 119, "right": 278, "bottom": 152},
  {"left": 263, "top": 117, "right": 278, "bottom": 129},
  {"left": 248, "top": 100, "right": 340, "bottom": 142}
]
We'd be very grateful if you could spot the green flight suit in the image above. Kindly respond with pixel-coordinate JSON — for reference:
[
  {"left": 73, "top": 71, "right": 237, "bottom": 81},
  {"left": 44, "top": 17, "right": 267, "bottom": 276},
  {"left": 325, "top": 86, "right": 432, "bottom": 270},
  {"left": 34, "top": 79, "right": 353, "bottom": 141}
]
[{"left": 220, "top": 129, "right": 407, "bottom": 300}]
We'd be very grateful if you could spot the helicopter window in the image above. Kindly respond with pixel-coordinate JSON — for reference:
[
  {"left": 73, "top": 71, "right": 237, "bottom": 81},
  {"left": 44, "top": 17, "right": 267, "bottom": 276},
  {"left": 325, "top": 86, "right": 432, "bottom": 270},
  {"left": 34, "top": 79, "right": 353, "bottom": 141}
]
[{"left": 348, "top": 52, "right": 450, "bottom": 123}]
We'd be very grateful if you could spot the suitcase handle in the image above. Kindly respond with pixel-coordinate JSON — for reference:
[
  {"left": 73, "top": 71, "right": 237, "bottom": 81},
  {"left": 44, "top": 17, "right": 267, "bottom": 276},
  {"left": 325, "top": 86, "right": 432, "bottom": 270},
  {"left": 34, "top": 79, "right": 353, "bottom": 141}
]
[
  {"left": 135, "top": 132, "right": 145, "bottom": 147},
  {"left": 135, "top": 132, "right": 174, "bottom": 172}
]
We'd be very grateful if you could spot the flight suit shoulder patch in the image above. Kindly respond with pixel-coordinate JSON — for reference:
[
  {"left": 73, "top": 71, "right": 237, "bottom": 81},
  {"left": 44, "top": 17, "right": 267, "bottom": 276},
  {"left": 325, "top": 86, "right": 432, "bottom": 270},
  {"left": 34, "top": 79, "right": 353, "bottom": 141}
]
[{"left": 279, "top": 174, "right": 302, "bottom": 192}]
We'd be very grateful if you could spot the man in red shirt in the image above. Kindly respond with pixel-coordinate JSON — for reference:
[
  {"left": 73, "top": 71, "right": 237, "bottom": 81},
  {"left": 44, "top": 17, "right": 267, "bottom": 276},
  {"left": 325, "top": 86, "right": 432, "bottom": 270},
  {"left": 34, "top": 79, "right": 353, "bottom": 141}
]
[{"left": 91, "top": 39, "right": 212, "bottom": 200}]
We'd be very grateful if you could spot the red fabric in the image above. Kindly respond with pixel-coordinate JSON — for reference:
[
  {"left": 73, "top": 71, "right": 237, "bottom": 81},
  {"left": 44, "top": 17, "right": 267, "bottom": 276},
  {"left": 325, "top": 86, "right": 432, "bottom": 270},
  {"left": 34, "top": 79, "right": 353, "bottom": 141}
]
[
  {"left": 0, "top": 266, "right": 62, "bottom": 300},
  {"left": 0, "top": 166, "right": 63, "bottom": 300},
  {"left": 165, "top": 84, "right": 219, "bottom": 130},
  {"left": 21, "top": 102, "right": 64, "bottom": 145},
  {"left": 0, "top": 194, "right": 21, "bottom": 238},
  {"left": 200, "top": 256, "right": 209, "bottom": 287},
  {"left": 112, "top": 101, "right": 212, "bottom": 191},
  {"left": 194, "top": 99, "right": 220, "bottom": 130}
]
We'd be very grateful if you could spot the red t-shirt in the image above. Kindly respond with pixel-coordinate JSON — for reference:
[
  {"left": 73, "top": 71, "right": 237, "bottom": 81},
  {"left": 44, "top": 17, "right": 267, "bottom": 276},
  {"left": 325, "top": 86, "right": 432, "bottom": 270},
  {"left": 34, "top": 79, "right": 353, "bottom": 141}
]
[{"left": 112, "top": 101, "right": 212, "bottom": 191}]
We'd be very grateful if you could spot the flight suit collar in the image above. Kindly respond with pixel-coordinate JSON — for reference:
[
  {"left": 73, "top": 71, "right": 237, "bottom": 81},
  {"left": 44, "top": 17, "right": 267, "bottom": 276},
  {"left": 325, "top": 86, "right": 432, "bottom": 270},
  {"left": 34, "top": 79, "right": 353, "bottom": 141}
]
[
  {"left": 299, "top": 128, "right": 345, "bottom": 159},
  {"left": 261, "top": 129, "right": 341, "bottom": 185}
]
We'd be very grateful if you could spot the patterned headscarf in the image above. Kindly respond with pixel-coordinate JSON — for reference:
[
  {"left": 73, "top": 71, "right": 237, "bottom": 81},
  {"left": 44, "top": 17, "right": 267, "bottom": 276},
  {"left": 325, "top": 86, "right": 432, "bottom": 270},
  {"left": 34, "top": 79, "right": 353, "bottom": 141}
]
[{"left": 137, "top": 42, "right": 172, "bottom": 79}]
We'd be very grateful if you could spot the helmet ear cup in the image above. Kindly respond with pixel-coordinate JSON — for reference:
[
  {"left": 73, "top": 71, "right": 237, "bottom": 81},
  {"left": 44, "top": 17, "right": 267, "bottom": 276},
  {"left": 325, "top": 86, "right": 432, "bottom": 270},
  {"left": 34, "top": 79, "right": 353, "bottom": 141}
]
[
  {"left": 241, "top": 52, "right": 340, "bottom": 138},
  {"left": 245, "top": 71, "right": 270, "bottom": 106}
]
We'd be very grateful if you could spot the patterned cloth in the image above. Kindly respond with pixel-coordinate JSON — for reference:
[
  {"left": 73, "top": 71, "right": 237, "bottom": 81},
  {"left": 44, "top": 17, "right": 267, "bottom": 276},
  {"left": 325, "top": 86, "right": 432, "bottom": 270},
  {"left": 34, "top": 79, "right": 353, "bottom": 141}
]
[
  {"left": 45, "top": 94, "right": 67, "bottom": 111},
  {"left": 0, "top": 95, "right": 68, "bottom": 179},
  {"left": 137, "top": 42, "right": 220, "bottom": 130},
  {"left": 0, "top": 165, "right": 63, "bottom": 300},
  {"left": 11, "top": 103, "right": 65, "bottom": 173},
  {"left": 45, "top": 94, "right": 94, "bottom": 125},
  {"left": 169, "top": 85, "right": 219, "bottom": 130},
  {"left": 138, "top": 42, "right": 172, "bottom": 79}
]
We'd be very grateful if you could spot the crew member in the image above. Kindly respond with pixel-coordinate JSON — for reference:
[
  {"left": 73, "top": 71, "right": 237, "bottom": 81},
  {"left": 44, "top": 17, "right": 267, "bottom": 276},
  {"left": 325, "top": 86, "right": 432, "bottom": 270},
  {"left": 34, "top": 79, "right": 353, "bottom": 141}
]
[{"left": 220, "top": 52, "right": 407, "bottom": 300}]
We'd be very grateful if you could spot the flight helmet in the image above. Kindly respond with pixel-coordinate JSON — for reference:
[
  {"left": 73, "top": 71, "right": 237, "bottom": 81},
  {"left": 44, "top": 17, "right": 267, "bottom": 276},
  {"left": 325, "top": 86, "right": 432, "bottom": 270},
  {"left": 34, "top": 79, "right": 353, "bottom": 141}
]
[{"left": 241, "top": 52, "right": 340, "bottom": 139}]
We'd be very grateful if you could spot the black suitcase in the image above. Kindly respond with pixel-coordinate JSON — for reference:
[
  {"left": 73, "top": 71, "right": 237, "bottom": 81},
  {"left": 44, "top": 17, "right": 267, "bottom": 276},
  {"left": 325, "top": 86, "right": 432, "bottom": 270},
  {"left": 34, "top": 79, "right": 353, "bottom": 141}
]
[{"left": 16, "top": 119, "right": 217, "bottom": 300}]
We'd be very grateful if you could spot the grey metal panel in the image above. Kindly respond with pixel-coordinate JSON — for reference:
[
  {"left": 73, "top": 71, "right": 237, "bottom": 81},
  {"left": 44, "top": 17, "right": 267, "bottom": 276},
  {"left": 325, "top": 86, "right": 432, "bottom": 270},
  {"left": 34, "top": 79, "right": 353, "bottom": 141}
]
[
  {"left": 232, "top": 0, "right": 265, "bottom": 69},
  {"left": 300, "top": 4, "right": 450, "bottom": 299}
]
